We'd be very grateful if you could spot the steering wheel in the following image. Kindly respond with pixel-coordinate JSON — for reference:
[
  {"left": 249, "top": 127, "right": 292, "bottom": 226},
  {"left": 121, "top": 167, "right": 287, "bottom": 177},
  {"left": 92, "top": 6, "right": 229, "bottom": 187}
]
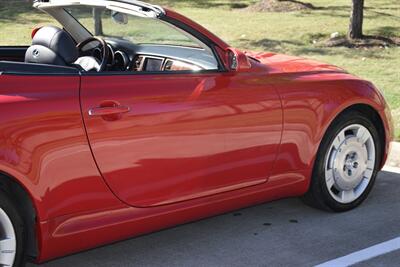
[{"left": 76, "top": 36, "right": 109, "bottom": 72}]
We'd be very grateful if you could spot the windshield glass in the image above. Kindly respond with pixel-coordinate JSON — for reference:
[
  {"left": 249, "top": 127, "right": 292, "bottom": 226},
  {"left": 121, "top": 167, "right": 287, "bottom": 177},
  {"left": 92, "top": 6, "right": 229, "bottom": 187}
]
[{"left": 65, "top": 6, "right": 203, "bottom": 48}]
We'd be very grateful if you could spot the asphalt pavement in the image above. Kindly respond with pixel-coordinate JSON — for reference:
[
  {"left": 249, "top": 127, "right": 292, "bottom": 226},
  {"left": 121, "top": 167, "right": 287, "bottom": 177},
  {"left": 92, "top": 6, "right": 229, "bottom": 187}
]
[{"left": 28, "top": 170, "right": 400, "bottom": 267}]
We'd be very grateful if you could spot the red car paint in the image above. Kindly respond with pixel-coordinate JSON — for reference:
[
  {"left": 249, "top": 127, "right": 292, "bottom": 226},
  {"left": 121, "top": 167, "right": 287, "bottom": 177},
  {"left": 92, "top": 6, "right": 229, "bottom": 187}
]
[
  {"left": 0, "top": 9, "right": 393, "bottom": 264},
  {"left": 80, "top": 72, "right": 283, "bottom": 208}
]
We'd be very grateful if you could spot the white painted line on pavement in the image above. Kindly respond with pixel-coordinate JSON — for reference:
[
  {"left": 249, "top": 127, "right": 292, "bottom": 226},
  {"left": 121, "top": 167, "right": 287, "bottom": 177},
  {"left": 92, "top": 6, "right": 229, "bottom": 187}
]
[{"left": 314, "top": 236, "right": 400, "bottom": 267}]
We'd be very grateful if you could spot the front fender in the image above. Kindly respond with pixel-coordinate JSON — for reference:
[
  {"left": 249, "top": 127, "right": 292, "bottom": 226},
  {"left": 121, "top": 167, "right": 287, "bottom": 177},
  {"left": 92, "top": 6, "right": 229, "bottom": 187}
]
[{"left": 272, "top": 77, "right": 392, "bottom": 174}]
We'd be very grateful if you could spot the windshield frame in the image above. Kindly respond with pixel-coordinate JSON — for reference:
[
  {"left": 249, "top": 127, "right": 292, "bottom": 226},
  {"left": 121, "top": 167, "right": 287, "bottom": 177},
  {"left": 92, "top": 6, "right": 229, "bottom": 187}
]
[{"left": 34, "top": 0, "right": 166, "bottom": 18}]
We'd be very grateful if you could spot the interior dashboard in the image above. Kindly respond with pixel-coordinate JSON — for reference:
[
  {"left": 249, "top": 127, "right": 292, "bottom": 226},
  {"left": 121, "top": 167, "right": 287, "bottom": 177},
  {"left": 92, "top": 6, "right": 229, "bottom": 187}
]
[
  {"left": 133, "top": 55, "right": 203, "bottom": 72},
  {"left": 90, "top": 39, "right": 219, "bottom": 72}
]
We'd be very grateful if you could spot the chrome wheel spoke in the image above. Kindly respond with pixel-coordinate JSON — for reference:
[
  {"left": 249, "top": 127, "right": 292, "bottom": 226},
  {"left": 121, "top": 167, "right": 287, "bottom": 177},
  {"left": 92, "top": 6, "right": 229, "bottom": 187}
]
[
  {"left": 0, "top": 255, "right": 15, "bottom": 266},
  {"left": 340, "top": 190, "right": 355, "bottom": 203},
  {"left": 0, "top": 239, "right": 15, "bottom": 266},
  {"left": 333, "top": 131, "right": 346, "bottom": 149},
  {"left": 364, "top": 168, "right": 373, "bottom": 179},
  {"left": 326, "top": 169, "right": 335, "bottom": 189},
  {"left": 0, "top": 239, "right": 14, "bottom": 252},
  {"left": 356, "top": 126, "right": 370, "bottom": 145},
  {"left": 355, "top": 178, "right": 370, "bottom": 194},
  {"left": 366, "top": 159, "right": 374, "bottom": 170}
]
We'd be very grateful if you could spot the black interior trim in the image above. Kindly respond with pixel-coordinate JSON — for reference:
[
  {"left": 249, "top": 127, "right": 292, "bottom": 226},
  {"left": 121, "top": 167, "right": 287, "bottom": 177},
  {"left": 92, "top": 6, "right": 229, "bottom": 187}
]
[
  {"left": 0, "top": 61, "right": 79, "bottom": 75},
  {"left": 0, "top": 46, "right": 28, "bottom": 62}
]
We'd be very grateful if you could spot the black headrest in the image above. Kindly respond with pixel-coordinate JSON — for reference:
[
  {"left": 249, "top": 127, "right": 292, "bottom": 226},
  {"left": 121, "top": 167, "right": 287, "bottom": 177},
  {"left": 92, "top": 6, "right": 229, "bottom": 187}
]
[
  {"left": 26, "top": 26, "right": 79, "bottom": 64},
  {"left": 25, "top": 46, "right": 68, "bottom": 66}
]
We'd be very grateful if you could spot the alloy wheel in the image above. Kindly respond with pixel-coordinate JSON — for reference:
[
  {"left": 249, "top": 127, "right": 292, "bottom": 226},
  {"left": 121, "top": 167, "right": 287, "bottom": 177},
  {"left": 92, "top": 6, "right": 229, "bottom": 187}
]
[{"left": 324, "top": 124, "right": 376, "bottom": 204}]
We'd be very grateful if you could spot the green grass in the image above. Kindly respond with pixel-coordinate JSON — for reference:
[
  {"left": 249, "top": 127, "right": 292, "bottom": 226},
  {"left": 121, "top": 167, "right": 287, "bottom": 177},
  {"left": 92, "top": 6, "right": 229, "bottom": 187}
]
[{"left": 1, "top": 0, "right": 399, "bottom": 139}]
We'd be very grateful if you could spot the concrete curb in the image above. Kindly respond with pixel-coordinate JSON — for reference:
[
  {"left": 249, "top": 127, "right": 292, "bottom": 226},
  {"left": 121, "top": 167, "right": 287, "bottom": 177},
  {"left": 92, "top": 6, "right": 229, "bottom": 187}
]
[
  {"left": 386, "top": 142, "right": 400, "bottom": 169},
  {"left": 382, "top": 165, "right": 400, "bottom": 174}
]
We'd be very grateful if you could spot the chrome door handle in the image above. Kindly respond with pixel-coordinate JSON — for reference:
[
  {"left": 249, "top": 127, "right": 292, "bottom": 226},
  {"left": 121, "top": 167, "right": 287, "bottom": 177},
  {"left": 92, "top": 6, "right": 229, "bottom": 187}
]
[{"left": 88, "top": 105, "right": 130, "bottom": 116}]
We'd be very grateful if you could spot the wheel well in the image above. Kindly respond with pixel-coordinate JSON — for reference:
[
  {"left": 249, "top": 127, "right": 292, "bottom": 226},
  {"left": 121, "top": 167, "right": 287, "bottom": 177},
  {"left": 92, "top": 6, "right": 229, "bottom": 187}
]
[
  {"left": 338, "top": 104, "right": 386, "bottom": 167},
  {"left": 0, "top": 173, "right": 38, "bottom": 261}
]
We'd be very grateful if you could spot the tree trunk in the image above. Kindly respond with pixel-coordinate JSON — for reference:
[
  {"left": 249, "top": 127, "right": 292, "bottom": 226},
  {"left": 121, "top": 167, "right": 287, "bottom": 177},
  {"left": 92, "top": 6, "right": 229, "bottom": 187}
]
[
  {"left": 93, "top": 8, "right": 103, "bottom": 36},
  {"left": 349, "top": 0, "right": 364, "bottom": 39}
]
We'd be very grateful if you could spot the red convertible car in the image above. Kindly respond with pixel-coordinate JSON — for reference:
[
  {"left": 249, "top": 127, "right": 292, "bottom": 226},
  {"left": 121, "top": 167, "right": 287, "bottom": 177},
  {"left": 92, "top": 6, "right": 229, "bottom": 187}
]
[{"left": 0, "top": 0, "right": 394, "bottom": 266}]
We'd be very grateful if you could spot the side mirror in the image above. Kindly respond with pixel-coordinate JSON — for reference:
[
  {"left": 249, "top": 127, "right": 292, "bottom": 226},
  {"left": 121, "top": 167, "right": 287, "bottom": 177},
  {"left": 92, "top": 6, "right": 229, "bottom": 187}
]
[
  {"left": 227, "top": 48, "right": 251, "bottom": 71},
  {"left": 112, "top": 11, "right": 128, "bottom": 25}
]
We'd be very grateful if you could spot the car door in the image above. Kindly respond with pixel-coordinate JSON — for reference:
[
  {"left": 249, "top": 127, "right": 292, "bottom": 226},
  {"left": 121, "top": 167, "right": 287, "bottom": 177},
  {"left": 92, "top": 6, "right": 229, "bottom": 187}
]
[{"left": 80, "top": 71, "right": 282, "bottom": 207}]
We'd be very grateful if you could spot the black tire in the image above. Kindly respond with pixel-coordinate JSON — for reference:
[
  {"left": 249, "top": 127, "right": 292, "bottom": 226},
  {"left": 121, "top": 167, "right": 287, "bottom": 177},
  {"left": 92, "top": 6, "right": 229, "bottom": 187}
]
[
  {"left": 0, "top": 191, "right": 26, "bottom": 267},
  {"left": 303, "top": 110, "right": 382, "bottom": 212}
]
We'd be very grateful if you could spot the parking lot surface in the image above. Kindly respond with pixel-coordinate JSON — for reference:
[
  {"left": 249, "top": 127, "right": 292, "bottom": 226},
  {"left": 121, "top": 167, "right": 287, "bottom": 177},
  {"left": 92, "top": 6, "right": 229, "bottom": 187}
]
[{"left": 29, "top": 170, "right": 400, "bottom": 267}]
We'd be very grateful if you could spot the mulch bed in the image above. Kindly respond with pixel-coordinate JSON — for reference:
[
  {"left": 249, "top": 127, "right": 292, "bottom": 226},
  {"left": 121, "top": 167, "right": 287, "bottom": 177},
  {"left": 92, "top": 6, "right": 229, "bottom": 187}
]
[
  {"left": 246, "top": 0, "right": 315, "bottom": 12},
  {"left": 322, "top": 35, "right": 400, "bottom": 48}
]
